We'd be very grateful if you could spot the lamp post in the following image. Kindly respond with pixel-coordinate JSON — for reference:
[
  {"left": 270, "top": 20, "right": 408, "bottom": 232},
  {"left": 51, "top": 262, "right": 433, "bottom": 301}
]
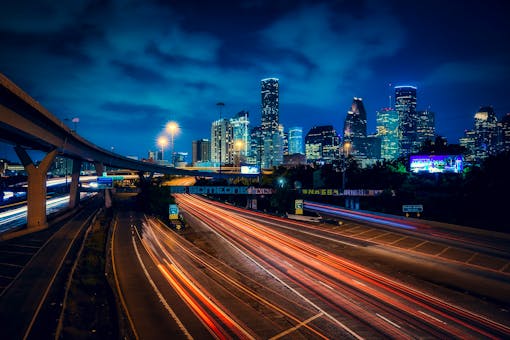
[
  {"left": 157, "top": 136, "right": 169, "bottom": 164},
  {"left": 165, "top": 121, "right": 179, "bottom": 166},
  {"left": 216, "top": 102, "right": 225, "bottom": 174}
]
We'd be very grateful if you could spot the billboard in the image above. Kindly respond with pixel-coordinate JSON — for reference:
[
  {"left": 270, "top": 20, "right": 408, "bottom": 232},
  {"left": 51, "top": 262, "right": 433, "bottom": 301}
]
[{"left": 410, "top": 155, "right": 463, "bottom": 173}]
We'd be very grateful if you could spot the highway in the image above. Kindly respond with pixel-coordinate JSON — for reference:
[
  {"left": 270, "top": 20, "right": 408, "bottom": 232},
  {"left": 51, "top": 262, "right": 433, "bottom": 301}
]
[
  {"left": 112, "top": 208, "right": 212, "bottom": 339},
  {"left": 171, "top": 194, "right": 510, "bottom": 338}
]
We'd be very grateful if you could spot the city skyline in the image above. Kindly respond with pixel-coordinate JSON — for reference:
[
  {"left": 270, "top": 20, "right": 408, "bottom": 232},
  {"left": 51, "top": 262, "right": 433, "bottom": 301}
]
[{"left": 1, "top": 0, "right": 509, "bottom": 161}]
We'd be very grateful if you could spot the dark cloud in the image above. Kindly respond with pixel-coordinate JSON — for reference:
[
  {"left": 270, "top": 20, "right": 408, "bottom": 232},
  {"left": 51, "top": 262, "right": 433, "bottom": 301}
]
[
  {"left": 100, "top": 101, "right": 169, "bottom": 117},
  {"left": 111, "top": 60, "right": 167, "bottom": 84}
]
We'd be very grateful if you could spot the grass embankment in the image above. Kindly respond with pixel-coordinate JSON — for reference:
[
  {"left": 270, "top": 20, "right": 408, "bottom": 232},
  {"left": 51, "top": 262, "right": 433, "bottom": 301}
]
[{"left": 60, "top": 210, "right": 118, "bottom": 339}]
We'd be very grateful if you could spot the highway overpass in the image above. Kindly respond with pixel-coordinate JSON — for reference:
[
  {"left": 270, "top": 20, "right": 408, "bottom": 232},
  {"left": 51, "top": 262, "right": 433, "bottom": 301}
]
[{"left": 0, "top": 73, "right": 255, "bottom": 232}]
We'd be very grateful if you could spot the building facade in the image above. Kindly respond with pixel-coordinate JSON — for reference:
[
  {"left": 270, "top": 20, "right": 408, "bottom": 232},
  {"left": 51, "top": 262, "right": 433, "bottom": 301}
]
[
  {"left": 305, "top": 125, "right": 340, "bottom": 164},
  {"left": 229, "top": 111, "right": 250, "bottom": 164},
  {"left": 192, "top": 139, "right": 211, "bottom": 165},
  {"left": 248, "top": 126, "right": 263, "bottom": 166},
  {"left": 288, "top": 126, "right": 304, "bottom": 155},
  {"left": 500, "top": 113, "right": 510, "bottom": 153},
  {"left": 261, "top": 78, "right": 283, "bottom": 168},
  {"left": 473, "top": 106, "right": 499, "bottom": 163},
  {"left": 376, "top": 108, "right": 400, "bottom": 160},
  {"left": 416, "top": 109, "right": 435, "bottom": 148},
  {"left": 211, "top": 118, "right": 232, "bottom": 165},
  {"left": 395, "top": 86, "right": 418, "bottom": 157},
  {"left": 343, "top": 97, "right": 368, "bottom": 160}
]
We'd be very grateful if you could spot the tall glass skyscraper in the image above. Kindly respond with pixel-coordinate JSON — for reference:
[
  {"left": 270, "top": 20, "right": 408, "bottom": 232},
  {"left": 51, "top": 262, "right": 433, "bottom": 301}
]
[
  {"left": 343, "top": 97, "right": 368, "bottom": 159},
  {"left": 395, "top": 86, "right": 417, "bottom": 157},
  {"left": 229, "top": 111, "right": 250, "bottom": 164},
  {"left": 261, "top": 78, "right": 282, "bottom": 168},
  {"left": 248, "top": 126, "right": 263, "bottom": 166},
  {"left": 474, "top": 106, "right": 498, "bottom": 163},
  {"left": 376, "top": 108, "right": 399, "bottom": 160},
  {"left": 288, "top": 127, "right": 304, "bottom": 155},
  {"left": 416, "top": 109, "right": 435, "bottom": 147},
  {"left": 211, "top": 118, "right": 231, "bottom": 165}
]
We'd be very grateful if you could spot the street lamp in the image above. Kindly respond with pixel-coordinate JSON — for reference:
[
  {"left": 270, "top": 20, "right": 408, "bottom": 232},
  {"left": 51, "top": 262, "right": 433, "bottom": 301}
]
[
  {"left": 157, "top": 136, "right": 169, "bottom": 163},
  {"left": 165, "top": 121, "right": 179, "bottom": 166}
]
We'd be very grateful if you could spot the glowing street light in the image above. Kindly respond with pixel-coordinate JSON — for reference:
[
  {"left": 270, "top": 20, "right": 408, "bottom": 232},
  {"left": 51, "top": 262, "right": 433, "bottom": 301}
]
[
  {"left": 165, "top": 121, "right": 179, "bottom": 166},
  {"left": 157, "top": 135, "right": 169, "bottom": 163}
]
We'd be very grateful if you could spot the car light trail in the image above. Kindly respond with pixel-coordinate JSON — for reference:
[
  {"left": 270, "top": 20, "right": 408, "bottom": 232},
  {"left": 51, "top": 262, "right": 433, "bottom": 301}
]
[
  {"left": 136, "top": 218, "right": 255, "bottom": 339},
  {"left": 174, "top": 194, "right": 510, "bottom": 339},
  {"left": 304, "top": 201, "right": 417, "bottom": 230}
]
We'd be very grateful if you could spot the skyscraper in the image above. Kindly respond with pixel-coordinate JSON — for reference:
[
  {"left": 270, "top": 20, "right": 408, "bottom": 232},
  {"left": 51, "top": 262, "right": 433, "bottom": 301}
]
[
  {"left": 473, "top": 106, "right": 498, "bottom": 163},
  {"left": 211, "top": 118, "right": 231, "bottom": 165},
  {"left": 305, "top": 125, "right": 340, "bottom": 164},
  {"left": 459, "top": 129, "right": 476, "bottom": 164},
  {"left": 261, "top": 78, "right": 282, "bottom": 168},
  {"left": 416, "top": 109, "right": 435, "bottom": 148},
  {"left": 343, "top": 97, "right": 368, "bottom": 159},
  {"left": 395, "top": 86, "right": 418, "bottom": 157},
  {"left": 248, "top": 126, "right": 263, "bottom": 166},
  {"left": 376, "top": 108, "right": 399, "bottom": 160},
  {"left": 501, "top": 113, "right": 510, "bottom": 153},
  {"left": 288, "top": 127, "right": 304, "bottom": 155},
  {"left": 192, "top": 139, "right": 211, "bottom": 165},
  {"left": 229, "top": 111, "right": 250, "bottom": 164}
]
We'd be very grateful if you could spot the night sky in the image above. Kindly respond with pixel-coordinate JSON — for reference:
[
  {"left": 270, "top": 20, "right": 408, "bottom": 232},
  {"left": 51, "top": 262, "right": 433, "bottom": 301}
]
[{"left": 1, "top": 0, "right": 509, "bottom": 162}]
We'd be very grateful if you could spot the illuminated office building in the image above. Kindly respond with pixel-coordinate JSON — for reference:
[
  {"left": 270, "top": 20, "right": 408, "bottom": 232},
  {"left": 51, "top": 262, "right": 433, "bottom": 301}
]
[
  {"left": 473, "top": 106, "right": 498, "bottom": 163},
  {"left": 500, "top": 113, "right": 510, "bottom": 153},
  {"left": 376, "top": 108, "right": 399, "bottom": 160},
  {"left": 343, "top": 97, "right": 368, "bottom": 160},
  {"left": 395, "top": 86, "right": 418, "bottom": 157},
  {"left": 305, "top": 125, "right": 340, "bottom": 164},
  {"left": 229, "top": 110, "right": 250, "bottom": 164},
  {"left": 211, "top": 118, "right": 231, "bottom": 165},
  {"left": 288, "top": 126, "right": 304, "bottom": 155},
  {"left": 261, "top": 78, "right": 282, "bottom": 167},
  {"left": 416, "top": 109, "right": 436, "bottom": 147}
]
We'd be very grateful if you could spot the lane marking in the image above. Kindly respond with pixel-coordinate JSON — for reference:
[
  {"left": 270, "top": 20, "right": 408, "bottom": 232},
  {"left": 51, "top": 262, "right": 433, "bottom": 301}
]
[
  {"left": 269, "top": 312, "right": 324, "bottom": 340},
  {"left": 436, "top": 246, "right": 451, "bottom": 257},
  {"left": 389, "top": 236, "right": 408, "bottom": 245},
  {"left": 351, "top": 279, "right": 366, "bottom": 287},
  {"left": 376, "top": 313, "right": 401, "bottom": 329},
  {"left": 418, "top": 310, "right": 447, "bottom": 325},
  {"left": 409, "top": 240, "right": 428, "bottom": 250}
]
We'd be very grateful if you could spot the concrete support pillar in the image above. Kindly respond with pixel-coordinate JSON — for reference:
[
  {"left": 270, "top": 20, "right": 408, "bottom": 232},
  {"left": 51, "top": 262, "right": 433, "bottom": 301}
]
[
  {"left": 94, "top": 162, "right": 111, "bottom": 208},
  {"left": 14, "top": 146, "right": 57, "bottom": 230},
  {"left": 69, "top": 159, "right": 82, "bottom": 208}
]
